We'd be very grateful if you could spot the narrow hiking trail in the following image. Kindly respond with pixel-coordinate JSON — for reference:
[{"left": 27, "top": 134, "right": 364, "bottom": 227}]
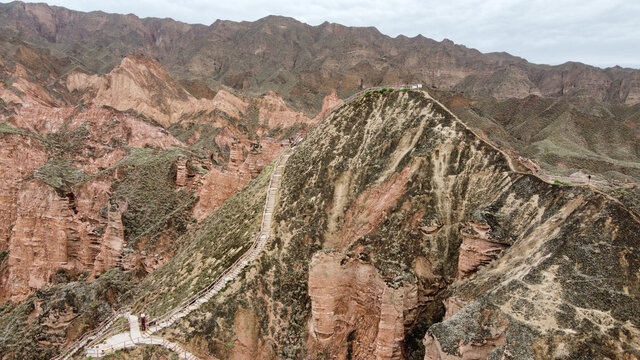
[
  {"left": 86, "top": 313, "right": 198, "bottom": 359},
  {"left": 81, "top": 151, "right": 292, "bottom": 358},
  {"left": 48, "top": 151, "right": 290, "bottom": 359}
]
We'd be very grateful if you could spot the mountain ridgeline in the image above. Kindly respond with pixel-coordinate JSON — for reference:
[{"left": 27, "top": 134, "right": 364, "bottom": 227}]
[
  {"left": 1, "top": 0, "right": 639, "bottom": 115},
  {"left": 52, "top": 90, "right": 635, "bottom": 359},
  {"left": 2, "top": 1, "right": 639, "bottom": 185}
]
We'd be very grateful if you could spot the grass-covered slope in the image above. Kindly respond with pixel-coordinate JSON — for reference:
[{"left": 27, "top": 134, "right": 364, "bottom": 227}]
[
  {"left": 129, "top": 158, "right": 275, "bottom": 317},
  {"left": 0, "top": 269, "right": 133, "bottom": 360},
  {"left": 109, "top": 147, "right": 197, "bottom": 248}
]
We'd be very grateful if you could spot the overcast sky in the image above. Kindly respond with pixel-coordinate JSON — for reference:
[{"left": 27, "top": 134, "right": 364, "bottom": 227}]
[{"left": 17, "top": 0, "right": 640, "bottom": 68}]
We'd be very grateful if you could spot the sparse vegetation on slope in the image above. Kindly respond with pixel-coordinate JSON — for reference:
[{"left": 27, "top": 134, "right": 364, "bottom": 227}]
[
  {"left": 0, "top": 269, "right": 134, "bottom": 360},
  {"left": 145, "top": 91, "right": 640, "bottom": 360},
  {"left": 110, "top": 147, "right": 197, "bottom": 247},
  {"left": 35, "top": 158, "right": 90, "bottom": 190},
  {"left": 130, "top": 159, "right": 275, "bottom": 317},
  {"left": 101, "top": 344, "right": 178, "bottom": 360}
]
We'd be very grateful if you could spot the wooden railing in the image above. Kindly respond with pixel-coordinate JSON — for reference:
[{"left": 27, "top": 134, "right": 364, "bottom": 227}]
[
  {"left": 52, "top": 310, "right": 130, "bottom": 360},
  {"left": 143, "top": 150, "right": 289, "bottom": 332}
]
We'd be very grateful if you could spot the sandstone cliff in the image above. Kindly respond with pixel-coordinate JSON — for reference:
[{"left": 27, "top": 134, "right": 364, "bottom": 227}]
[
  {"left": 0, "top": 47, "right": 314, "bottom": 304},
  {"left": 0, "top": 108, "right": 187, "bottom": 302}
]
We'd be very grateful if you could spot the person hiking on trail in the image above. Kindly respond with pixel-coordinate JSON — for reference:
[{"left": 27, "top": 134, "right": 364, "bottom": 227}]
[{"left": 588, "top": 175, "right": 591, "bottom": 184}]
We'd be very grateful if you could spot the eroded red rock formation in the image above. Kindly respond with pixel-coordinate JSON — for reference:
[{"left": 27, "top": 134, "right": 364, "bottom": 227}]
[
  {"left": 308, "top": 252, "right": 420, "bottom": 359},
  {"left": 314, "top": 91, "right": 344, "bottom": 122},
  {"left": 175, "top": 156, "right": 188, "bottom": 188},
  {"left": 456, "top": 222, "right": 507, "bottom": 280},
  {"left": 193, "top": 139, "right": 283, "bottom": 220},
  {"left": 0, "top": 51, "right": 311, "bottom": 302}
]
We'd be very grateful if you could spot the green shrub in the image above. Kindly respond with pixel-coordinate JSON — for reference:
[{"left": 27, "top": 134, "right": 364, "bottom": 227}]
[
  {"left": 0, "top": 122, "right": 25, "bottom": 135},
  {"left": 553, "top": 180, "right": 572, "bottom": 186},
  {"left": 35, "top": 158, "right": 90, "bottom": 190}
]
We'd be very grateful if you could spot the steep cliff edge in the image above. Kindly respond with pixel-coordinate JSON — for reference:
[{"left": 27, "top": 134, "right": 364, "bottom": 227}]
[{"left": 137, "top": 90, "right": 639, "bottom": 359}]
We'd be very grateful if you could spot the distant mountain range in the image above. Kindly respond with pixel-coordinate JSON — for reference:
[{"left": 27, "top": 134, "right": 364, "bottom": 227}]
[{"left": 1, "top": 1, "right": 639, "bottom": 115}]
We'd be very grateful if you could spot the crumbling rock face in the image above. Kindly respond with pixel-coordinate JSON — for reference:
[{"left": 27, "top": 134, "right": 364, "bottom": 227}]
[
  {"left": 5, "top": 179, "right": 124, "bottom": 301},
  {"left": 313, "top": 91, "right": 344, "bottom": 122},
  {"left": 0, "top": 103, "right": 187, "bottom": 300},
  {"left": 229, "top": 307, "right": 277, "bottom": 360},
  {"left": 175, "top": 156, "right": 189, "bottom": 188},
  {"left": 423, "top": 189, "right": 640, "bottom": 359},
  {"left": 91, "top": 202, "right": 126, "bottom": 278},
  {"left": 212, "top": 89, "right": 249, "bottom": 119},
  {"left": 308, "top": 251, "right": 419, "bottom": 359},
  {"left": 423, "top": 307, "right": 508, "bottom": 360},
  {"left": 66, "top": 55, "right": 218, "bottom": 127},
  {"left": 7, "top": 180, "right": 74, "bottom": 301},
  {"left": 0, "top": 134, "right": 47, "bottom": 253},
  {"left": 4, "top": 104, "right": 73, "bottom": 133},
  {"left": 258, "top": 91, "right": 315, "bottom": 130},
  {"left": 455, "top": 222, "right": 507, "bottom": 280},
  {"left": 65, "top": 56, "right": 314, "bottom": 133},
  {"left": 193, "top": 138, "right": 284, "bottom": 220}
]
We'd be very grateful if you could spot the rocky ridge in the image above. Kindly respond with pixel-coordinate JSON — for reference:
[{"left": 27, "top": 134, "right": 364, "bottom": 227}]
[
  {"left": 0, "top": 2, "right": 638, "bottom": 358},
  {"left": 117, "top": 90, "right": 640, "bottom": 360}
]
